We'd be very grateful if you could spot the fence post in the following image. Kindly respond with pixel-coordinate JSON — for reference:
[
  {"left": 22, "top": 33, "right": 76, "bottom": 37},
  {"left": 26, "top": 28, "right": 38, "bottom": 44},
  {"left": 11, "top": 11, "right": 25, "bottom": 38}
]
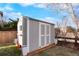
[{"left": 74, "top": 36, "right": 78, "bottom": 46}]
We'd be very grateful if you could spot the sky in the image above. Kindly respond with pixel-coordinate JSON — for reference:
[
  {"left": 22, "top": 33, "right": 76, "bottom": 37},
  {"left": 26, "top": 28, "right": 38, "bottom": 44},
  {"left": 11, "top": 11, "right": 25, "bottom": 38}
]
[{"left": 0, "top": 3, "right": 79, "bottom": 27}]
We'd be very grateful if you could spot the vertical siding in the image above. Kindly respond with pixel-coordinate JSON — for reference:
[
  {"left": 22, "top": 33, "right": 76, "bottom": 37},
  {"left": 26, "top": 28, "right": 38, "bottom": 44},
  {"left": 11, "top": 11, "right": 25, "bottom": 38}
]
[
  {"left": 29, "top": 20, "right": 39, "bottom": 52},
  {"left": 50, "top": 25, "right": 55, "bottom": 43},
  {"left": 23, "top": 17, "right": 27, "bottom": 45}
]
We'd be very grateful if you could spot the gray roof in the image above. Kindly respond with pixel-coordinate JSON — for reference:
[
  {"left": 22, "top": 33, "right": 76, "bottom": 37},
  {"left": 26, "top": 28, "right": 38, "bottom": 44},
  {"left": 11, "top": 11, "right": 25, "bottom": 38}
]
[{"left": 24, "top": 16, "right": 55, "bottom": 25}]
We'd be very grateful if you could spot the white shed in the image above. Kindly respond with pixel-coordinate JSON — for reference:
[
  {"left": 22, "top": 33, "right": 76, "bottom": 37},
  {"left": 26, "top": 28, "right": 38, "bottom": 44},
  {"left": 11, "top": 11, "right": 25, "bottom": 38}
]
[{"left": 17, "top": 16, "right": 56, "bottom": 55}]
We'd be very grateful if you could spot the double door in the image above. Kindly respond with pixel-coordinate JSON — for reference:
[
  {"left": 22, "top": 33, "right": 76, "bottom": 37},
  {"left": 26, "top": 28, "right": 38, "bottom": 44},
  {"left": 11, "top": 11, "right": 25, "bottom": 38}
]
[{"left": 39, "top": 23, "right": 50, "bottom": 47}]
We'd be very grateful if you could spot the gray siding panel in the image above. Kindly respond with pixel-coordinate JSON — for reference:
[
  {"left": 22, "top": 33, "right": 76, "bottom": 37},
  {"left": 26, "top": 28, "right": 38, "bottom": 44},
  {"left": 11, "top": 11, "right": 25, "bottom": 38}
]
[
  {"left": 50, "top": 25, "right": 55, "bottom": 43},
  {"left": 29, "top": 20, "right": 39, "bottom": 52}
]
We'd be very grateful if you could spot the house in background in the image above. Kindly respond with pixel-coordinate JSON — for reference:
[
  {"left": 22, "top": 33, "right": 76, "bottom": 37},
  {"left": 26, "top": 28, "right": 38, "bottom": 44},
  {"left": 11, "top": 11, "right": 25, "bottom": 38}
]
[{"left": 17, "top": 16, "right": 56, "bottom": 55}]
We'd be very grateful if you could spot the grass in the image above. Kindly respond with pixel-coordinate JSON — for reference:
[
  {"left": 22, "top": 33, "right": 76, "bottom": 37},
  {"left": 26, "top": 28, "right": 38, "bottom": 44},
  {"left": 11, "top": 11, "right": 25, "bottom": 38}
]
[
  {"left": 37, "top": 51, "right": 50, "bottom": 56},
  {"left": 34, "top": 46, "right": 79, "bottom": 56},
  {"left": 1, "top": 43, "right": 79, "bottom": 56},
  {"left": 0, "top": 44, "right": 22, "bottom": 56}
]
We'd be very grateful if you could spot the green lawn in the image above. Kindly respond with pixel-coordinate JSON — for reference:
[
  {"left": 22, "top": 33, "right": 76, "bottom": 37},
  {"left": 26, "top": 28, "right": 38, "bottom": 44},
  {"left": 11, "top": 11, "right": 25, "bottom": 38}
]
[
  {"left": 0, "top": 44, "right": 22, "bottom": 56},
  {"left": 0, "top": 44, "right": 79, "bottom": 56},
  {"left": 34, "top": 46, "right": 79, "bottom": 56}
]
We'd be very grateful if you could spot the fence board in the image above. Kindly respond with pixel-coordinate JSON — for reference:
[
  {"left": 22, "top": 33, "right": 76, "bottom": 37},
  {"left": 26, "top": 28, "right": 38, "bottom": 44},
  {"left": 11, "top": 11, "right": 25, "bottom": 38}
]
[{"left": 0, "top": 31, "right": 17, "bottom": 44}]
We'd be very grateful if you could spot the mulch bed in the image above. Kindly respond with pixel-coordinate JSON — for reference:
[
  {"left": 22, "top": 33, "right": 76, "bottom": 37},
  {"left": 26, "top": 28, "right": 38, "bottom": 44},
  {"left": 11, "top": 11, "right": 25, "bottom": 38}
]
[{"left": 57, "top": 40, "right": 79, "bottom": 50}]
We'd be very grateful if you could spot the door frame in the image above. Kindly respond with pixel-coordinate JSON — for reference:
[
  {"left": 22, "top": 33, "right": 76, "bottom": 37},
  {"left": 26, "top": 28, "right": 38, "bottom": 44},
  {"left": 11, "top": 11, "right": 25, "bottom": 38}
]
[{"left": 39, "top": 22, "right": 46, "bottom": 48}]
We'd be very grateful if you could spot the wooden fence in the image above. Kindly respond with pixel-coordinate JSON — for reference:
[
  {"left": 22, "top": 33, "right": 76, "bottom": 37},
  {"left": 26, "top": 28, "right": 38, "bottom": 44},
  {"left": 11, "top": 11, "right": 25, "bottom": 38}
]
[
  {"left": 55, "top": 36, "right": 79, "bottom": 44},
  {"left": 55, "top": 36, "right": 79, "bottom": 40},
  {"left": 0, "top": 31, "right": 17, "bottom": 44}
]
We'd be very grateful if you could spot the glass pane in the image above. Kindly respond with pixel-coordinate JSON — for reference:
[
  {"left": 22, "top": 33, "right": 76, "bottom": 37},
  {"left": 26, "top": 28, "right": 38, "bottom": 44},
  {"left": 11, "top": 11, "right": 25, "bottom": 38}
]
[
  {"left": 46, "top": 25, "right": 49, "bottom": 35},
  {"left": 41, "top": 24, "right": 45, "bottom": 35},
  {"left": 41, "top": 36, "right": 45, "bottom": 46},
  {"left": 46, "top": 36, "right": 49, "bottom": 44}
]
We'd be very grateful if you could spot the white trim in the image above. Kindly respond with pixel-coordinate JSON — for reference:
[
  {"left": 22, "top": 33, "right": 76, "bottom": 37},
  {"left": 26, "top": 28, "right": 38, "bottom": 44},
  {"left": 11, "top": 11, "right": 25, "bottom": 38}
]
[
  {"left": 49, "top": 25, "right": 51, "bottom": 43},
  {"left": 27, "top": 17, "right": 29, "bottom": 53},
  {"left": 45, "top": 24, "right": 46, "bottom": 46},
  {"left": 39, "top": 22, "right": 41, "bottom": 47},
  {"left": 17, "top": 16, "right": 23, "bottom": 46}
]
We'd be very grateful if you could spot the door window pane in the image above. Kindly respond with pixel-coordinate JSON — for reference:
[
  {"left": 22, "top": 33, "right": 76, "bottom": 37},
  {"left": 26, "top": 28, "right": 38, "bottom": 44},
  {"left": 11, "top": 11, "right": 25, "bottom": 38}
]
[
  {"left": 41, "top": 24, "right": 45, "bottom": 35},
  {"left": 41, "top": 36, "right": 45, "bottom": 46},
  {"left": 46, "top": 25, "right": 49, "bottom": 35}
]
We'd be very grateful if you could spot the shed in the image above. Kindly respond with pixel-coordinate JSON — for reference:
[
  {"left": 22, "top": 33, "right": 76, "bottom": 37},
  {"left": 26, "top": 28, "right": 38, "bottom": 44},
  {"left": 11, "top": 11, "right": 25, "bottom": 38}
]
[{"left": 17, "top": 16, "right": 57, "bottom": 55}]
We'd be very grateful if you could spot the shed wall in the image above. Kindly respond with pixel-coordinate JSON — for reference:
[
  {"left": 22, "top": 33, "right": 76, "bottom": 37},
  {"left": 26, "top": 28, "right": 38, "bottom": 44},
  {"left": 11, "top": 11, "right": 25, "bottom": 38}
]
[
  {"left": 29, "top": 20, "right": 39, "bottom": 52},
  {"left": 50, "top": 25, "right": 55, "bottom": 43}
]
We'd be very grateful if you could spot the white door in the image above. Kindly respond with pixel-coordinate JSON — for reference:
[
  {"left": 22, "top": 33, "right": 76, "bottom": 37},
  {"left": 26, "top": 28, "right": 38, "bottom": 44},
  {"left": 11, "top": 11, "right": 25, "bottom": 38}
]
[
  {"left": 45, "top": 24, "right": 50, "bottom": 46},
  {"left": 40, "top": 23, "right": 46, "bottom": 47},
  {"left": 39, "top": 23, "right": 50, "bottom": 47}
]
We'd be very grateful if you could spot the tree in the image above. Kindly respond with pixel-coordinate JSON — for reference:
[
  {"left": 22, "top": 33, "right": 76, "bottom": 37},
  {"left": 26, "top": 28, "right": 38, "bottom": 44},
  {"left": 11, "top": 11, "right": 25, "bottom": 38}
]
[
  {"left": 8, "top": 18, "right": 19, "bottom": 30},
  {"left": 66, "top": 26, "right": 78, "bottom": 46},
  {"left": 67, "top": 26, "right": 76, "bottom": 33},
  {"left": 46, "top": 3, "right": 79, "bottom": 46},
  {"left": 55, "top": 27, "right": 60, "bottom": 37},
  {"left": 0, "top": 18, "right": 19, "bottom": 31},
  {"left": 66, "top": 4, "right": 79, "bottom": 46}
]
